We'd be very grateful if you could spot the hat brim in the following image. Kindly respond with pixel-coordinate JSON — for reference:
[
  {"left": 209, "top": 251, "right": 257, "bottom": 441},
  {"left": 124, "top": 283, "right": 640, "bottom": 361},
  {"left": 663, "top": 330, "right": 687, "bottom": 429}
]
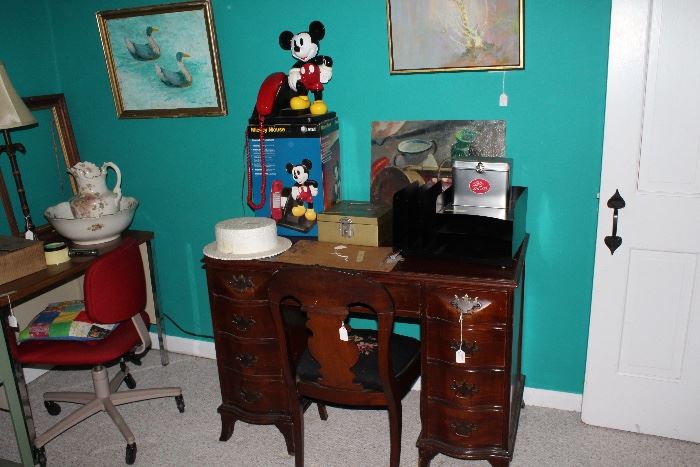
[{"left": 203, "top": 237, "right": 292, "bottom": 261}]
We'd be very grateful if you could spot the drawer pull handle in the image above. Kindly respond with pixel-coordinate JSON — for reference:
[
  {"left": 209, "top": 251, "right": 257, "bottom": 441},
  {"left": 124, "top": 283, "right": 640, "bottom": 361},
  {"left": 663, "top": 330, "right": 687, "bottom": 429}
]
[
  {"left": 450, "top": 381, "right": 479, "bottom": 398},
  {"left": 235, "top": 353, "right": 258, "bottom": 368},
  {"left": 227, "top": 275, "right": 254, "bottom": 292},
  {"left": 231, "top": 314, "right": 256, "bottom": 331},
  {"left": 239, "top": 387, "right": 263, "bottom": 403},
  {"left": 449, "top": 340, "right": 480, "bottom": 355},
  {"left": 451, "top": 420, "right": 478, "bottom": 437},
  {"left": 450, "top": 294, "right": 482, "bottom": 315}
]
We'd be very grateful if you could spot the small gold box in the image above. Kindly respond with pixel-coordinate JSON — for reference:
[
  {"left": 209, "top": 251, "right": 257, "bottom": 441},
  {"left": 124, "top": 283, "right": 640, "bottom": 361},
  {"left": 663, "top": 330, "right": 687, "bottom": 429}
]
[
  {"left": 317, "top": 201, "right": 392, "bottom": 247},
  {"left": 0, "top": 236, "right": 46, "bottom": 285}
]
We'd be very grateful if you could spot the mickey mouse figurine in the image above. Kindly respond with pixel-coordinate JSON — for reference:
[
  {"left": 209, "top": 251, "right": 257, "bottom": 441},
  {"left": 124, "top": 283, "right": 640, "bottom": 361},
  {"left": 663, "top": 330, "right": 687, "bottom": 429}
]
[
  {"left": 284, "top": 159, "right": 319, "bottom": 221},
  {"left": 279, "top": 20, "right": 333, "bottom": 116}
]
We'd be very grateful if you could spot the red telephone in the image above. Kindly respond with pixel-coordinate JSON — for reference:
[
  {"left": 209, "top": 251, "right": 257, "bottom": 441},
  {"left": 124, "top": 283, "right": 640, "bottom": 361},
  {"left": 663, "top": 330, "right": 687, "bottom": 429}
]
[
  {"left": 270, "top": 180, "right": 284, "bottom": 220},
  {"left": 247, "top": 72, "right": 290, "bottom": 211}
]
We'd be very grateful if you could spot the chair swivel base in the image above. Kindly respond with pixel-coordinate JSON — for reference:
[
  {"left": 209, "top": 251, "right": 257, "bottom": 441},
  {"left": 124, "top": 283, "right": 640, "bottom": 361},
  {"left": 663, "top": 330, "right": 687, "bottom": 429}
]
[{"left": 33, "top": 363, "right": 184, "bottom": 465}]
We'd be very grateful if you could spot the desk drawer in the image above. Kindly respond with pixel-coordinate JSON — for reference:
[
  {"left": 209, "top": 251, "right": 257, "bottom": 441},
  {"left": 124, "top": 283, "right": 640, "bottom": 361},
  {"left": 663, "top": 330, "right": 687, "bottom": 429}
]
[
  {"left": 424, "top": 321, "right": 507, "bottom": 367},
  {"left": 207, "top": 269, "right": 272, "bottom": 300},
  {"left": 219, "top": 368, "right": 289, "bottom": 414},
  {"left": 216, "top": 333, "right": 282, "bottom": 377},
  {"left": 383, "top": 282, "right": 421, "bottom": 314},
  {"left": 422, "top": 402, "right": 505, "bottom": 449},
  {"left": 426, "top": 287, "right": 508, "bottom": 324},
  {"left": 210, "top": 297, "right": 276, "bottom": 339},
  {"left": 423, "top": 362, "right": 506, "bottom": 408}
]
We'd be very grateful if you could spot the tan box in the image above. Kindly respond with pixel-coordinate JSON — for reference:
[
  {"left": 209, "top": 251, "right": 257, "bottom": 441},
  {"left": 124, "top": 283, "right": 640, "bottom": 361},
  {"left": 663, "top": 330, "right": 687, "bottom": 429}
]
[
  {"left": 0, "top": 236, "right": 46, "bottom": 285},
  {"left": 317, "top": 201, "right": 392, "bottom": 247}
]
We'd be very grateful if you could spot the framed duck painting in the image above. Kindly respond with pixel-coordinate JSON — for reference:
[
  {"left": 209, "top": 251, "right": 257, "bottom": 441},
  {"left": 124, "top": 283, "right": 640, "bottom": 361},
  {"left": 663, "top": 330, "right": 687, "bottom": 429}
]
[{"left": 97, "top": 0, "right": 227, "bottom": 118}]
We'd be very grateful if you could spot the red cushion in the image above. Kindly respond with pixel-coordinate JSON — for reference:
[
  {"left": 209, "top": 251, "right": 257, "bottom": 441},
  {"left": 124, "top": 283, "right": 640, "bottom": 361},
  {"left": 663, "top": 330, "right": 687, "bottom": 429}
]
[{"left": 17, "top": 311, "right": 150, "bottom": 366}]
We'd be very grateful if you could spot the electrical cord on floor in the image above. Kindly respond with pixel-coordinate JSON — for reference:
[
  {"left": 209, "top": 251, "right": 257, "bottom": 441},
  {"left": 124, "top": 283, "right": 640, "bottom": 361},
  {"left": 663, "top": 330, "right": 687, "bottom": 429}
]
[{"left": 159, "top": 312, "right": 214, "bottom": 340}]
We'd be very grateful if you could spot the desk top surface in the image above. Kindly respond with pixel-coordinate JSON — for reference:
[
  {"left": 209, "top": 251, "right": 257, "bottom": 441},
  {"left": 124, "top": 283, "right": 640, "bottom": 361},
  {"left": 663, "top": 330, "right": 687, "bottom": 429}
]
[{"left": 0, "top": 230, "right": 153, "bottom": 307}]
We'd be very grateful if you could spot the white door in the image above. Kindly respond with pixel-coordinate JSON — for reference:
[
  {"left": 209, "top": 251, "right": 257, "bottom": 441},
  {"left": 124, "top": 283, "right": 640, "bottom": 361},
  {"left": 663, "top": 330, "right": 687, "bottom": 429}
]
[{"left": 582, "top": 0, "right": 700, "bottom": 442}]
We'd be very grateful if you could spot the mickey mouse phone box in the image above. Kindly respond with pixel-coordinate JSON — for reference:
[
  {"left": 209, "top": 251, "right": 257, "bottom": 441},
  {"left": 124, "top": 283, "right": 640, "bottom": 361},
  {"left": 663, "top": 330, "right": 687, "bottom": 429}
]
[{"left": 246, "top": 20, "right": 340, "bottom": 236}]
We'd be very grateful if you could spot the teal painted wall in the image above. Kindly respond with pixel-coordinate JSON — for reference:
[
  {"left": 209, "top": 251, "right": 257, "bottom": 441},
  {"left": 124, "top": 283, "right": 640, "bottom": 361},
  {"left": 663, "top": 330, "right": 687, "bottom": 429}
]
[{"left": 1, "top": 0, "right": 611, "bottom": 394}]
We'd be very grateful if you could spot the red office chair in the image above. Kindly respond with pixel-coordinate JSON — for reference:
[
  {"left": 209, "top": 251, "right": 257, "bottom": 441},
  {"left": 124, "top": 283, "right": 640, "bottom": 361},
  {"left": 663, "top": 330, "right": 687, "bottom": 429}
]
[
  {"left": 268, "top": 266, "right": 421, "bottom": 467},
  {"left": 13, "top": 238, "right": 184, "bottom": 466}
]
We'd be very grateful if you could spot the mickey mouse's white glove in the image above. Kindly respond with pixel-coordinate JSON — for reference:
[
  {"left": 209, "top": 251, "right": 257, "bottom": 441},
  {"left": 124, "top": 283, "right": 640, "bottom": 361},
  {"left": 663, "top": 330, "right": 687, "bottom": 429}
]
[
  {"left": 310, "top": 185, "right": 319, "bottom": 197},
  {"left": 288, "top": 68, "right": 301, "bottom": 91},
  {"left": 319, "top": 64, "right": 332, "bottom": 84}
]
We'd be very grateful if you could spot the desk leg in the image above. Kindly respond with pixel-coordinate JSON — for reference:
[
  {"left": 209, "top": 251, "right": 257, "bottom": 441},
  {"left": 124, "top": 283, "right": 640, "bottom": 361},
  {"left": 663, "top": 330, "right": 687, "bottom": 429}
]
[
  {"left": 1, "top": 322, "right": 36, "bottom": 466},
  {"left": 146, "top": 241, "right": 169, "bottom": 366}
]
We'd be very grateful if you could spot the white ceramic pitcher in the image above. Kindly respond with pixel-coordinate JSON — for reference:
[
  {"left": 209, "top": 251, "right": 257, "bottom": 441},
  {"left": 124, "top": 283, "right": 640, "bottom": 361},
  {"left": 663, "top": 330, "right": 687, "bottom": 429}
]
[{"left": 67, "top": 161, "right": 122, "bottom": 218}]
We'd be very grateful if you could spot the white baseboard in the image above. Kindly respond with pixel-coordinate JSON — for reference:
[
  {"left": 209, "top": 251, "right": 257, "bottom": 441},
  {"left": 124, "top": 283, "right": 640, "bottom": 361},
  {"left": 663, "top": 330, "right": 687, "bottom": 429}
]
[{"left": 151, "top": 334, "right": 583, "bottom": 413}]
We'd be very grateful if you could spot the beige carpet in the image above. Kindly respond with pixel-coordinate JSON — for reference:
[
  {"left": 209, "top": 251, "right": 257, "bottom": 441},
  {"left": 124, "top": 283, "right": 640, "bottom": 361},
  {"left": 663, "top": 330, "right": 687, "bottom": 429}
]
[{"left": 1, "top": 350, "right": 699, "bottom": 466}]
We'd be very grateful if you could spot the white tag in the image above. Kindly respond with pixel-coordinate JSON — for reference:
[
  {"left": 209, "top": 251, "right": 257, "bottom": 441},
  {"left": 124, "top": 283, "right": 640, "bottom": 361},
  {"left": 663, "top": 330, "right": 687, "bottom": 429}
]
[
  {"left": 8, "top": 314, "right": 18, "bottom": 329},
  {"left": 499, "top": 93, "right": 508, "bottom": 107},
  {"left": 24, "top": 230, "right": 35, "bottom": 240},
  {"left": 456, "top": 349, "right": 466, "bottom": 364},
  {"left": 339, "top": 323, "right": 349, "bottom": 341}
]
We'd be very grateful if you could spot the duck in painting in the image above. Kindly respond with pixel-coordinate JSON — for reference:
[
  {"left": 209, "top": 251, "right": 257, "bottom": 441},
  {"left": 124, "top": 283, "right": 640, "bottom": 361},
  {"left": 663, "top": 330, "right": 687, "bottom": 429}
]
[
  {"left": 124, "top": 26, "right": 160, "bottom": 61},
  {"left": 155, "top": 52, "right": 192, "bottom": 88}
]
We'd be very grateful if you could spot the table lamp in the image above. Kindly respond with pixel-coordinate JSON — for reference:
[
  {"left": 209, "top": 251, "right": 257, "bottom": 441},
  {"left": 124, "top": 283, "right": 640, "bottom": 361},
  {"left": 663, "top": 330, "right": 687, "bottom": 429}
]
[{"left": 0, "top": 62, "right": 38, "bottom": 238}]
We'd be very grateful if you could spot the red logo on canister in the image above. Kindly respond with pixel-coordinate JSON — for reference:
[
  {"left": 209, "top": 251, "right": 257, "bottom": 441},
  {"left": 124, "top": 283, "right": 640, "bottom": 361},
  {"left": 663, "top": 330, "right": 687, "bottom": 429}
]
[{"left": 469, "top": 178, "right": 490, "bottom": 194}]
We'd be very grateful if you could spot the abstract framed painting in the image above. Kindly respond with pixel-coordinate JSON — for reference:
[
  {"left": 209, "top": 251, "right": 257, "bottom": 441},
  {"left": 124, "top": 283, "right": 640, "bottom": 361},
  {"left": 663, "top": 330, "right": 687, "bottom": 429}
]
[
  {"left": 97, "top": 0, "right": 227, "bottom": 118},
  {"left": 386, "top": 0, "right": 524, "bottom": 73}
]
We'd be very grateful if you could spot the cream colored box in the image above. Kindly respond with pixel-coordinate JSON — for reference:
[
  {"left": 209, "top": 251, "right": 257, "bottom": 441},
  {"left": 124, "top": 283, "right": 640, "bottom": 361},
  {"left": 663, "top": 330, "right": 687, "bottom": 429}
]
[{"left": 317, "top": 201, "right": 392, "bottom": 247}]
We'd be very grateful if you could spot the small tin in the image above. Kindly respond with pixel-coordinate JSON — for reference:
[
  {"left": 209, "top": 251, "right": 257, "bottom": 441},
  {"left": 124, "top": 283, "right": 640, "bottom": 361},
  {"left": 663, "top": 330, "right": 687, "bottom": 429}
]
[
  {"left": 452, "top": 157, "right": 512, "bottom": 209},
  {"left": 317, "top": 201, "right": 392, "bottom": 246}
]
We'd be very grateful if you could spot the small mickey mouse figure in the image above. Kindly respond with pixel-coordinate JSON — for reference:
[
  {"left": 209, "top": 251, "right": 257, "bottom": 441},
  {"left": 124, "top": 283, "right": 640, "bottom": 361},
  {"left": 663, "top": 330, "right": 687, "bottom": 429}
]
[
  {"left": 285, "top": 158, "right": 319, "bottom": 221},
  {"left": 279, "top": 20, "right": 333, "bottom": 116}
]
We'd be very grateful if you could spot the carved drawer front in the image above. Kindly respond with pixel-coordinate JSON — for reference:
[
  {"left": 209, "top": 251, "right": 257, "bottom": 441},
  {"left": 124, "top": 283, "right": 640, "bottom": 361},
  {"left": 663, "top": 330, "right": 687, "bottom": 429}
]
[
  {"left": 211, "top": 297, "right": 276, "bottom": 339},
  {"left": 220, "top": 368, "right": 289, "bottom": 414},
  {"left": 216, "top": 334, "right": 282, "bottom": 377},
  {"left": 423, "top": 402, "right": 505, "bottom": 449},
  {"left": 424, "top": 321, "right": 507, "bottom": 367},
  {"left": 208, "top": 269, "right": 272, "bottom": 299},
  {"left": 423, "top": 362, "right": 506, "bottom": 407},
  {"left": 382, "top": 282, "right": 422, "bottom": 314},
  {"left": 426, "top": 287, "right": 508, "bottom": 324}
]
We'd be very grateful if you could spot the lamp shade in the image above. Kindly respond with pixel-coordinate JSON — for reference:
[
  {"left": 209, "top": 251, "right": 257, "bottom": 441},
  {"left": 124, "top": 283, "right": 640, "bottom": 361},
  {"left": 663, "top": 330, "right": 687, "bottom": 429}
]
[{"left": 0, "top": 62, "right": 37, "bottom": 130}]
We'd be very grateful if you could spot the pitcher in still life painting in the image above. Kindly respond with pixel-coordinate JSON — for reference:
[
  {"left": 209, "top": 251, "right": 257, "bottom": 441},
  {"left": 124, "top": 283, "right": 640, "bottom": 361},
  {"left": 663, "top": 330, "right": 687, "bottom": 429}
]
[{"left": 388, "top": 0, "right": 523, "bottom": 73}]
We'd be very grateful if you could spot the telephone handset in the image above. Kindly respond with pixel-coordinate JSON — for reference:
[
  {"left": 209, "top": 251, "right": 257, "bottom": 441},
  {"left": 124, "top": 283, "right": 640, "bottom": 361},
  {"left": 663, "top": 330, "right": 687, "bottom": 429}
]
[{"left": 247, "top": 72, "right": 290, "bottom": 210}]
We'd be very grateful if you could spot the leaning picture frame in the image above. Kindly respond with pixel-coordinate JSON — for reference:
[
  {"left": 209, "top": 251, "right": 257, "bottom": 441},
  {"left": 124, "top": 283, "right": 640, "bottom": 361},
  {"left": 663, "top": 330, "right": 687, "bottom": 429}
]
[
  {"left": 96, "top": 0, "right": 227, "bottom": 118},
  {"left": 386, "top": 0, "right": 524, "bottom": 73}
]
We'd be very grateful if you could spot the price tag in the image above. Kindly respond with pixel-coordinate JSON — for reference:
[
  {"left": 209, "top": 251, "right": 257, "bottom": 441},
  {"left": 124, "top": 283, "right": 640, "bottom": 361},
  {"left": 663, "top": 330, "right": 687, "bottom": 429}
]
[
  {"left": 339, "top": 323, "right": 349, "bottom": 341},
  {"left": 456, "top": 349, "right": 466, "bottom": 364}
]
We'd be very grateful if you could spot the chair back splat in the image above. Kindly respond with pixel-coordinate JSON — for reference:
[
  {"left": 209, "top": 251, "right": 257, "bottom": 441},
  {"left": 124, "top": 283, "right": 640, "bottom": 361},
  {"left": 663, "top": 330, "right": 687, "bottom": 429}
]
[{"left": 268, "top": 266, "right": 421, "bottom": 467}]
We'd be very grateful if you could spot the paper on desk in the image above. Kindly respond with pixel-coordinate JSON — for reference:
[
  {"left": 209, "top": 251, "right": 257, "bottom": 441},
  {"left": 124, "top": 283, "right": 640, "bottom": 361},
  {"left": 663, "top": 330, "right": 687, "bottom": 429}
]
[{"left": 274, "top": 240, "right": 397, "bottom": 272}]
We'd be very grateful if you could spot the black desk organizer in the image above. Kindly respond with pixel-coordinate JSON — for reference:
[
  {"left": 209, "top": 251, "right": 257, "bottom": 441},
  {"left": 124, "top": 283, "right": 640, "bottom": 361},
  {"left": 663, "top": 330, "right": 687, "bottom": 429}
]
[{"left": 393, "top": 182, "right": 527, "bottom": 266}]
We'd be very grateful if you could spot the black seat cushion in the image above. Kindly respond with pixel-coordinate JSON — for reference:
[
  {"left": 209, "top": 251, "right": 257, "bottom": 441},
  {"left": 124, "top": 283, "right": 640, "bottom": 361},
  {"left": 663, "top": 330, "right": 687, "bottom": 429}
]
[{"left": 296, "top": 329, "right": 420, "bottom": 391}]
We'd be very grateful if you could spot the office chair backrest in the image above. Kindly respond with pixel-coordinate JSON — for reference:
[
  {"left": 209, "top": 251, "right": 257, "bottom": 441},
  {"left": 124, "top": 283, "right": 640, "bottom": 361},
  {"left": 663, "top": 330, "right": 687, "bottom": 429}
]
[
  {"left": 268, "top": 266, "right": 395, "bottom": 393},
  {"left": 84, "top": 238, "right": 147, "bottom": 324}
]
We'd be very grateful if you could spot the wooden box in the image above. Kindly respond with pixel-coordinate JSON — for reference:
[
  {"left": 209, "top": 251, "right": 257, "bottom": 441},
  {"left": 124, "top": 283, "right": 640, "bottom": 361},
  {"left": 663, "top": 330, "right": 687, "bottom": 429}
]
[
  {"left": 317, "top": 201, "right": 392, "bottom": 246},
  {"left": 0, "top": 236, "right": 46, "bottom": 285}
]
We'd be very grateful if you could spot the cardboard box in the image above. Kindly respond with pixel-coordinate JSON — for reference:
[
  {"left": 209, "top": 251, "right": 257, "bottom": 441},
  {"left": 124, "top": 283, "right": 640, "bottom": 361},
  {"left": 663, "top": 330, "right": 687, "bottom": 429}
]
[
  {"left": 247, "top": 114, "right": 341, "bottom": 236},
  {"left": 317, "top": 201, "right": 392, "bottom": 247},
  {"left": 0, "top": 236, "right": 46, "bottom": 285}
]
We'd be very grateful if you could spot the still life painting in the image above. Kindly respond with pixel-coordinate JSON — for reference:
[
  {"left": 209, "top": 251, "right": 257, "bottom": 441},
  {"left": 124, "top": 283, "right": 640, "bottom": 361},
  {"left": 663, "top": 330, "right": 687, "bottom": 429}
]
[
  {"left": 387, "top": 0, "right": 523, "bottom": 73},
  {"left": 97, "top": 0, "right": 227, "bottom": 118},
  {"left": 370, "top": 120, "right": 505, "bottom": 205}
]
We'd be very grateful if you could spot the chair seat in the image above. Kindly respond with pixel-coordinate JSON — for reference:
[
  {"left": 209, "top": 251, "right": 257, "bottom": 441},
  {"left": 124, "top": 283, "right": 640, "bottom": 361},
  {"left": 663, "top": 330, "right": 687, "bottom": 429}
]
[
  {"left": 297, "top": 329, "right": 420, "bottom": 391},
  {"left": 17, "top": 311, "right": 150, "bottom": 366}
]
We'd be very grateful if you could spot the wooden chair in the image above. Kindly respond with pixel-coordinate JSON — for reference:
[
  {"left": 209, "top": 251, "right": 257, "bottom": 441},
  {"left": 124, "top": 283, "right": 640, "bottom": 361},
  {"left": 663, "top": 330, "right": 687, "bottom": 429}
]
[{"left": 267, "top": 266, "right": 421, "bottom": 467}]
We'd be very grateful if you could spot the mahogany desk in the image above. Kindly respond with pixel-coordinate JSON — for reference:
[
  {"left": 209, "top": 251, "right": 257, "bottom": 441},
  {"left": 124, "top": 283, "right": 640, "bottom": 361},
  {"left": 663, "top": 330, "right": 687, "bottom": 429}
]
[
  {"left": 0, "top": 230, "right": 169, "bottom": 461},
  {"left": 204, "top": 236, "right": 527, "bottom": 467}
]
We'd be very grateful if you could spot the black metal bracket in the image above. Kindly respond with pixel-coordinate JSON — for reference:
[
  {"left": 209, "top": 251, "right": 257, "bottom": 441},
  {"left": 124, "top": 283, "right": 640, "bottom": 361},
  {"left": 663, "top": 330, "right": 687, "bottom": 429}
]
[{"left": 604, "top": 189, "right": 625, "bottom": 254}]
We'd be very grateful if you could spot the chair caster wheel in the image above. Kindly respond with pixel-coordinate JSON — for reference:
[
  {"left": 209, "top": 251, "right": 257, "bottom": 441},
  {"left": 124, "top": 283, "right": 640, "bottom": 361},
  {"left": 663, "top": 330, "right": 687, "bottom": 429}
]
[
  {"left": 125, "top": 443, "right": 137, "bottom": 465},
  {"left": 124, "top": 373, "right": 136, "bottom": 389},
  {"left": 32, "top": 446, "right": 46, "bottom": 467},
  {"left": 44, "top": 400, "right": 61, "bottom": 416},
  {"left": 175, "top": 394, "right": 185, "bottom": 413}
]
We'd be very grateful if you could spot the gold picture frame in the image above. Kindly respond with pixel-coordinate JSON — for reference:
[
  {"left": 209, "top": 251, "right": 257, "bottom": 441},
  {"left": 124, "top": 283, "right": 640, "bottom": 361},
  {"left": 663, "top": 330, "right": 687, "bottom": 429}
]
[
  {"left": 96, "top": 0, "right": 227, "bottom": 118},
  {"left": 387, "top": 0, "right": 524, "bottom": 73}
]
